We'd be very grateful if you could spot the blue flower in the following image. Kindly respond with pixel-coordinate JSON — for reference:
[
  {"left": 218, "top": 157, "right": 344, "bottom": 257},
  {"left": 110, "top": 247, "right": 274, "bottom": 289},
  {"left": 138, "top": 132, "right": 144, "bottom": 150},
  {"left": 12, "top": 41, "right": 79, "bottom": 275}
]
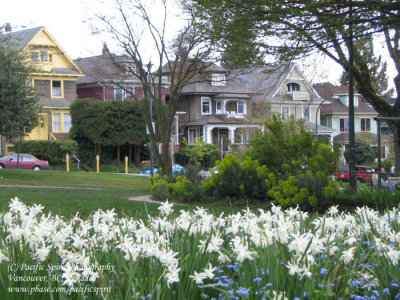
[
  {"left": 320, "top": 268, "right": 328, "bottom": 276},
  {"left": 383, "top": 288, "right": 390, "bottom": 295},
  {"left": 372, "top": 290, "right": 380, "bottom": 297},
  {"left": 351, "top": 280, "right": 361, "bottom": 287},
  {"left": 66, "top": 290, "right": 71, "bottom": 295},
  {"left": 266, "top": 283, "right": 273, "bottom": 288},
  {"left": 391, "top": 282, "right": 400, "bottom": 288},
  {"left": 235, "top": 288, "right": 250, "bottom": 296},
  {"left": 146, "top": 294, "right": 152, "bottom": 299},
  {"left": 253, "top": 277, "right": 262, "bottom": 285},
  {"left": 294, "top": 298, "right": 300, "bottom": 300},
  {"left": 303, "top": 291, "right": 309, "bottom": 298},
  {"left": 318, "top": 284, "right": 324, "bottom": 289}
]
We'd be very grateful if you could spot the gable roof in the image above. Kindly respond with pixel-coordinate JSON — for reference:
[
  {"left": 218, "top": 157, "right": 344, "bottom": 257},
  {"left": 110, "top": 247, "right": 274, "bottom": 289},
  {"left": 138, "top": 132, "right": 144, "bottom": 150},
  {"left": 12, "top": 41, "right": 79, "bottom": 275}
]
[
  {"left": 313, "top": 83, "right": 377, "bottom": 115},
  {"left": 75, "top": 50, "right": 141, "bottom": 85},
  {"left": 4, "top": 26, "right": 83, "bottom": 76},
  {"left": 235, "top": 64, "right": 322, "bottom": 103}
]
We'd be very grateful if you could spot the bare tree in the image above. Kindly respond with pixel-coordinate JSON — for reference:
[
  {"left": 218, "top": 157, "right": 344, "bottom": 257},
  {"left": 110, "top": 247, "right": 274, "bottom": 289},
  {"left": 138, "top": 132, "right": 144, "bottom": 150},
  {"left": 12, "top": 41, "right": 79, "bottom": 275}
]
[{"left": 91, "top": 0, "right": 217, "bottom": 175}]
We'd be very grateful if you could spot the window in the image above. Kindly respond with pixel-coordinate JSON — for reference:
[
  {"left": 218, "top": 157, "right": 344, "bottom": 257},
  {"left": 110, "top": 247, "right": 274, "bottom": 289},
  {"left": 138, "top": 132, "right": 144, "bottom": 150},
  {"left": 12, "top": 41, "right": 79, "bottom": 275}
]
[
  {"left": 211, "top": 73, "right": 226, "bottom": 86},
  {"left": 237, "top": 101, "right": 246, "bottom": 114},
  {"left": 41, "top": 50, "right": 48, "bottom": 62},
  {"left": 114, "top": 87, "right": 124, "bottom": 100},
  {"left": 303, "top": 107, "right": 310, "bottom": 121},
  {"left": 52, "top": 81, "right": 62, "bottom": 97},
  {"left": 287, "top": 82, "right": 300, "bottom": 92},
  {"left": 53, "top": 113, "right": 61, "bottom": 131},
  {"left": 31, "top": 52, "right": 39, "bottom": 62},
  {"left": 361, "top": 118, "right": 371, "bottom": 132},
  {"left": 282, "top": 106, "right": 290, "bottom": 120},
  {"left": 201, "top": 97, "right": 211, "bottom": 115},
  {"left": 216, "top": 101, "right": 223, "bottom": 114},
  {"left": 340, "top": 118, "right": 349, "bottom": 132},
  {"left": 64, "top": 113, "right": 72, "bottom": 132},
  {"left": 188, "top": 128, "right": 201, "bottom": 144}
]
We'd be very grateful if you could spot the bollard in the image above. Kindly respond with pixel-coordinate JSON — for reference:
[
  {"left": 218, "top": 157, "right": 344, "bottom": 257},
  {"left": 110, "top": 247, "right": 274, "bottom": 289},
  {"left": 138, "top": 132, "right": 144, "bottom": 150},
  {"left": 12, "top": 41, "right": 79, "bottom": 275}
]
[
  {"left": 125, "top": 156, "right": 128, "bottom": 174},
  {"left": 66, "top": 153, "right": 70, "bottom": 172},
  {"left": 96, "top": 155, "right": 100, "bottom": 173}
]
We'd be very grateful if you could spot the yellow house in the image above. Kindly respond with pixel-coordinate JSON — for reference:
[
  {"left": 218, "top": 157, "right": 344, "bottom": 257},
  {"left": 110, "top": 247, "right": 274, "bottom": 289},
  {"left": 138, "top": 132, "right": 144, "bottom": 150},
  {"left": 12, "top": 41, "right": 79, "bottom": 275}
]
[{"left": 2, "top": 26, "right": 83, "bottom": 154}]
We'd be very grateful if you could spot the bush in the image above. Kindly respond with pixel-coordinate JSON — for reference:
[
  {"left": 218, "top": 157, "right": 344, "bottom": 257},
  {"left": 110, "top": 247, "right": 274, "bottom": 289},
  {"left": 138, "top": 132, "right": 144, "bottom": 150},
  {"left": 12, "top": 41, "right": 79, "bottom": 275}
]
[
  {"left": 150, "top": 175, "right": 205, "bottom": 203},
  {"left": 203, "top": 155, "right": 269, "bottom": 201},
  {"left": 13, "top": 140, "right": 76, "bottom": 165},
  {"left": 174, "top": 138, "right": 219, "bottom": 169}
]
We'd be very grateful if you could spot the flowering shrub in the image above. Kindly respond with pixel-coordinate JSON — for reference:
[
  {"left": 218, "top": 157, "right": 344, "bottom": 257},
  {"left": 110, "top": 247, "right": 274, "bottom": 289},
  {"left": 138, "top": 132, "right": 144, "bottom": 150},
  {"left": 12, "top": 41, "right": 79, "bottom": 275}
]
[{"left": 1, "top": 198, "right": 400, "bottom": 299}]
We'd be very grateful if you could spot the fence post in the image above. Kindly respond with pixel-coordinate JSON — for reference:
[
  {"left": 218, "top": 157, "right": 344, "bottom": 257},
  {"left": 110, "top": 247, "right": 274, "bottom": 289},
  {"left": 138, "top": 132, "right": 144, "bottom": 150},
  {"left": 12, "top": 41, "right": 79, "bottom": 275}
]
[
  {"left": 96, "top": 155, "right": 100, "bottom": 173},
  {"left": 66, "top": 153, "right": 70, "bottom": 172},
  {"left": 125, "top": 156, "right": 128, "bottom": 174}
]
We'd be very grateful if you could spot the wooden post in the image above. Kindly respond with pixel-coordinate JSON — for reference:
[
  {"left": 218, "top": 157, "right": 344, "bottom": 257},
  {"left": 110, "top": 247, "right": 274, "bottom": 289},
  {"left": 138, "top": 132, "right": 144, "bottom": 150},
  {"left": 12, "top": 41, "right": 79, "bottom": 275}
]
[
  {"left": 66, "top": 153, "right": 70, "bottom": 172},
  {"left": 96, "top": 155, "right": 100, "bottom": 173},
  {"left": 125, "top": 156, "right": 128, "bottom": 174}
]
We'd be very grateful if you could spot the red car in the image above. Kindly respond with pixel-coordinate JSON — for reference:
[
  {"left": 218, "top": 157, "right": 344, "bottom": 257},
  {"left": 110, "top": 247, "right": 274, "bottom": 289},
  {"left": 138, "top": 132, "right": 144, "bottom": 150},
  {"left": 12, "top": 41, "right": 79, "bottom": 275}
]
[
  {"left": 335, "top": 165, "right": 374, "bottom": 182},
  {"left": 0, "top": 154, "right": 50, "bottom": 170}
]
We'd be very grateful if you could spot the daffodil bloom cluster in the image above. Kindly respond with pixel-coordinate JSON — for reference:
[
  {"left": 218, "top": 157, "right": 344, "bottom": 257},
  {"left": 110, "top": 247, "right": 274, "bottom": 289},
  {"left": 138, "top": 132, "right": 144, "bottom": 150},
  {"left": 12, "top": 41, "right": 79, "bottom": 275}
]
[{"left": 1, "top": 197, "right": 400, "bottom": 299}]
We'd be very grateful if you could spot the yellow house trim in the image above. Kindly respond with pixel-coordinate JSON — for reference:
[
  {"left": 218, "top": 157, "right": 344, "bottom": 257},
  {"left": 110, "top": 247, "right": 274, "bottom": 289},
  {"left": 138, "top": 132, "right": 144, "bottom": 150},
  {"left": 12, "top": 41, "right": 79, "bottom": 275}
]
[
  {"left": 51, "top": 110, "right": 71, "bottom": 133},
  {"left": 22, "top": 27, "right": 83, "bottom": 75}
]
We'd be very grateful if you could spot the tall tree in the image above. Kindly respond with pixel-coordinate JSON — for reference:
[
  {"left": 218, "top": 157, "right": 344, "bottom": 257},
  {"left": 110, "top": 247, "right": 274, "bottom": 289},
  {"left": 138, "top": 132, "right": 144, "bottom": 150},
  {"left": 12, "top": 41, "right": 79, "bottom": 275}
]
[
  {"left": 0, "top": 34, "right": 40, "bottom": 145},
  {"left": 340, "top": 36, "right": 394, "bottom": 98},
  {"left": 193, "top": 0, "right": 400, "bottom": 169},
  {"left": 91, "top": 0, "right": 216, "bottom": 175}
]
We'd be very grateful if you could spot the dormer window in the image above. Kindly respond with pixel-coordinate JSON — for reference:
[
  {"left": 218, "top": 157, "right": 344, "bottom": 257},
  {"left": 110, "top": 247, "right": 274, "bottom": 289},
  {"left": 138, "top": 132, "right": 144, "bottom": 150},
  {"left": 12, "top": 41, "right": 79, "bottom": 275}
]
[
  {"left": 31, "top": 52, "right": 39, "bottom": 63},
  {"left": 212, "top": 73, "right": 226, "bottom": 86},
  {"left": 287, "top": 82, "right": 300, "bottom": 92},
  {"left": 41, "top": 50, "right": 48, "bottom": 62}
]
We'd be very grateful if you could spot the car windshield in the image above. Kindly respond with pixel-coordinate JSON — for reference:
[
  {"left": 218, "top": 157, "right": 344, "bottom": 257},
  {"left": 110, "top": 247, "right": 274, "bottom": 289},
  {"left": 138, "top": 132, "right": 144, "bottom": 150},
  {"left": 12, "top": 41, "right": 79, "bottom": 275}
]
[{"left": 339, "top": 166, "right": 349, "bottom": 172}]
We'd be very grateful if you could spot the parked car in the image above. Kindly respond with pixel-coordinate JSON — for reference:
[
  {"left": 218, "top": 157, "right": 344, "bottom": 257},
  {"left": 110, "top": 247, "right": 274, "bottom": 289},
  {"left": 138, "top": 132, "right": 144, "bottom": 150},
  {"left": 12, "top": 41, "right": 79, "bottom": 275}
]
[
  {"left": 139, "top": 163, "right": 185, "bottom": 175},
  {"left": 198, "top": 166, "right": 218, "bottom": 178},
  {"left": 335, "top": 165, "right": 374, "bottom": 182},
  {"left": 0, "top": 154, "right": 50, "bottom": 170}
]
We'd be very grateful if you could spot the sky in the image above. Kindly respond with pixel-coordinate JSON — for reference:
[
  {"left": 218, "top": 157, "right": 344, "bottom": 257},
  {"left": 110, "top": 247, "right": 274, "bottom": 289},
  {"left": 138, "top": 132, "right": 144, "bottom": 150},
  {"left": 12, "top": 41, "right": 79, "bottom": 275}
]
[{"left": 1, "top": 0, "right": 396, "bottom": 89}]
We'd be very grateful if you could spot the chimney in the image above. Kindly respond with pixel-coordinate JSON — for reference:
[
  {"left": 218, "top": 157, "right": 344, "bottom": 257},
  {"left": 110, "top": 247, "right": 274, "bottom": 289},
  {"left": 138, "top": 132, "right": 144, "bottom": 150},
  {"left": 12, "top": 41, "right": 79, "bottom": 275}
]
[
  {"left": 102, "top": 42, "right": 109, "bottom": 55},
  {"left": 4, "top": 23, "right": 11, "bottom": 32}
]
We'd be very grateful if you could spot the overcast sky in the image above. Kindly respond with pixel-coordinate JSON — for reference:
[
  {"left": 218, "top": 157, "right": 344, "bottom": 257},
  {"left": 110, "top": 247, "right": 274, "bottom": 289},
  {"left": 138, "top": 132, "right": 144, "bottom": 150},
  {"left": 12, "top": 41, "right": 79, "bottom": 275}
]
[{"left": 1, "top": 0, "right": 396, "bottom": 90}]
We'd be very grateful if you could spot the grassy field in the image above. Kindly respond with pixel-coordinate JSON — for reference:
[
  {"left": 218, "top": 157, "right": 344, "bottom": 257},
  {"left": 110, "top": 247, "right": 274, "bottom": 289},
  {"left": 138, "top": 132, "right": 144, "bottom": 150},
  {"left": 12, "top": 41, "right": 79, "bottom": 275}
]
[
  {"left": 0, "top": 169, "right": 157, "bottom": 218},
  {"left": 0, "top": 169, "right": 240, "bottom": 218}
]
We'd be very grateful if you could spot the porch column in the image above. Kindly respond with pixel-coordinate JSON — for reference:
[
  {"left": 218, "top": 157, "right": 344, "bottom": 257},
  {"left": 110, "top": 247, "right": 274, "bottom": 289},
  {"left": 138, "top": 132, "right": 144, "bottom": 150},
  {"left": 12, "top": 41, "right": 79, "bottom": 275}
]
[
  {"left": 228, "top": 127, "right": 235, "bottom": 144},
  {"left": 203, "top": 126, "right": 206, "bottom": 143}
]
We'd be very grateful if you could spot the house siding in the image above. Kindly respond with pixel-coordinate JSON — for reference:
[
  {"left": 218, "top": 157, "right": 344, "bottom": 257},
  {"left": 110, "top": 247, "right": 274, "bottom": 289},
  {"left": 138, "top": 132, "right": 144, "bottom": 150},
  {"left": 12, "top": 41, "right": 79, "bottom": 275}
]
[
  {"left": 64, "top": 80, "right": 77, "bottom": 100},
  {"left": 34, "top": 79, "right": 51, "bottom": 98}
]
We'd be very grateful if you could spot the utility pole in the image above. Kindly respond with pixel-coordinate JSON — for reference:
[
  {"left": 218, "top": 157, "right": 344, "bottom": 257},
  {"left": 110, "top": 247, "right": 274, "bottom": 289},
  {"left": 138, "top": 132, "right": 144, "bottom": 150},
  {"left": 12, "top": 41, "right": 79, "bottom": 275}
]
[{"left": 348, "top": 0, "right": 357, "bottom": 193}]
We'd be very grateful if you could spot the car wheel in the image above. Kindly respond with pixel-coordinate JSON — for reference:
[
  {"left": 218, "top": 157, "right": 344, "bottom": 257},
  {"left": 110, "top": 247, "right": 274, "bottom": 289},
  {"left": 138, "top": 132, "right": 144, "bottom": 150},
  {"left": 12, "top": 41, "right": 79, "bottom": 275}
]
[
  {"left": 0, "top": 164, "right": 4, "bottom": 169},
  {"left": 33, "top": 166, "right": 41, "bottom": 171}
]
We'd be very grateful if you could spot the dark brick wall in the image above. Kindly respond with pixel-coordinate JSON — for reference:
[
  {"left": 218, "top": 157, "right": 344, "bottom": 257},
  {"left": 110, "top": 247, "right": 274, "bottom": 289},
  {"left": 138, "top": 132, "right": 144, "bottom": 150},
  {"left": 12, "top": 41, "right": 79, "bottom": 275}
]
[{"left": 34, "top": 80, "right": 51, "bottom": 97}]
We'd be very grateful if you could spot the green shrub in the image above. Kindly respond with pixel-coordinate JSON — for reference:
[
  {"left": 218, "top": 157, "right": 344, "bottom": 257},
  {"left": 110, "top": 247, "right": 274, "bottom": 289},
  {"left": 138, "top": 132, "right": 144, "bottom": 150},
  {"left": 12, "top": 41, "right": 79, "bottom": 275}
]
[
  {"left": 13, "top": 140, "right": 76, "bottom": 165},
  {"left": 150, "top": 175, "right": 205, "bottom": 203},
  {"left": 174, "top": 138, "right": 219, "bottom": 169},
  {"left": 335, "top": 186, "right": 400, "bottom": 209},
  {"left": 203, "top": 155, "right": 269, "bottom": 201}
]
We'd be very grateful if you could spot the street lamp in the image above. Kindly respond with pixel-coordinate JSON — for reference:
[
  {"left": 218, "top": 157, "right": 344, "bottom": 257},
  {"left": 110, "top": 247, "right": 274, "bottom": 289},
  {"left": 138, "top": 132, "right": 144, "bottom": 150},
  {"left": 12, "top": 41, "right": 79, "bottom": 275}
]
[{"left": 315, "top": 98, "right": 331, "bottom": 140}]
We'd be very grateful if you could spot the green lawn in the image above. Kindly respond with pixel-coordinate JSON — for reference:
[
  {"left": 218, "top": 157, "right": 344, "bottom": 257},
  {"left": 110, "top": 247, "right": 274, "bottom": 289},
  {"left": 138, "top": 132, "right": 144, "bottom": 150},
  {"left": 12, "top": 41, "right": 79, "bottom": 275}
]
[
  {"left": 0, "top": 169, "right": 240, "bottom": 218},
  {"left": 0, "top": 169, "right": 157, "bottom": 218}
]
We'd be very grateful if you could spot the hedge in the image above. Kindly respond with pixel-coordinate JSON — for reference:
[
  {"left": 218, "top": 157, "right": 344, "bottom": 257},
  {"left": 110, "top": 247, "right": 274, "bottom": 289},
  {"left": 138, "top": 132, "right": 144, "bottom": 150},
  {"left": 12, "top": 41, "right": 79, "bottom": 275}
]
[{"left": 13, "top": 140, "right": 77, "bottom": 165}]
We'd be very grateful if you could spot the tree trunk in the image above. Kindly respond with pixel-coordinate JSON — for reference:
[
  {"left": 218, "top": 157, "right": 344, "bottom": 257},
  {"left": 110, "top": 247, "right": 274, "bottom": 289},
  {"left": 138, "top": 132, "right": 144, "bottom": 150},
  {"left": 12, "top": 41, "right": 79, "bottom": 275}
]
[
  {"left": 116, "top": 144, "right": 120, "bottom": 166},
  {"left": 134, "top": 145, "right": 141, "bottom": 167},
  {"left": 128, "top": 144, "right": 132, "bottom": 167},
  {"left": 388, "top": 121, "right": 400, "bottom": 172}
]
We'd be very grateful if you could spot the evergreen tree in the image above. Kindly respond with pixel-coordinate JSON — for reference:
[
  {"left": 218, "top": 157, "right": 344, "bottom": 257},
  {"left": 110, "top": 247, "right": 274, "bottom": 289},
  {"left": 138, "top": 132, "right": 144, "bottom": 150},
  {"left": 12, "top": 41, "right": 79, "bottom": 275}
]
[
  {"left": 340, "top": 36, "right": 394, "bottom": 99},
  {"left": 0, "top": 35, "right": 40, "bottom": 141}
]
